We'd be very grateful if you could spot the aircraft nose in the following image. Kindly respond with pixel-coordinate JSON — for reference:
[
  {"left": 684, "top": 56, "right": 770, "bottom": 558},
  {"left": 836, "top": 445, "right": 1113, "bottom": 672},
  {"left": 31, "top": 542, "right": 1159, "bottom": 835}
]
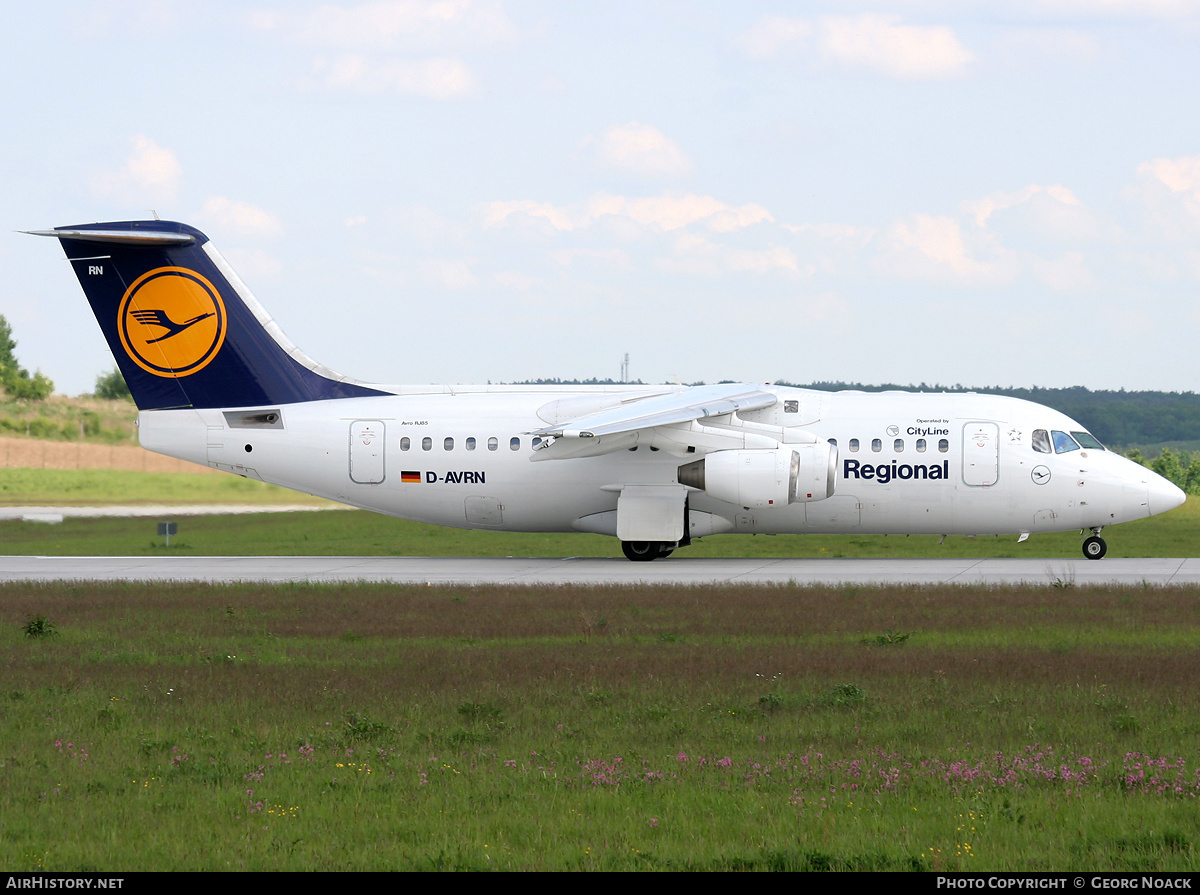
[{"left": 1148, "top": 474, "right": 1187, "bottom": 516}]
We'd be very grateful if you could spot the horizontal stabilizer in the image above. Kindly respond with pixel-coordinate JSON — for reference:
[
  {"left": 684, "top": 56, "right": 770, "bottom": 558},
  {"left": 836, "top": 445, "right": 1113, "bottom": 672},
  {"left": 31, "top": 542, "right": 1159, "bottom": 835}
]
[{"left": 25, "top": 229, "right": 195, "bottom": 246}]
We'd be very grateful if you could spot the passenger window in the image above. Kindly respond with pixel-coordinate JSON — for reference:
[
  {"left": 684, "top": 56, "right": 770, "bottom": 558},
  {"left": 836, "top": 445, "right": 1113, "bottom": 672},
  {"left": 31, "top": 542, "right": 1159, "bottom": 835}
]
[
  {"left": 916, "top": 438, "right": 926, "bottom": 453},
  {"left": 510, "top": 437, "right": 520, "bottom": 451},
  {"left": 488, "top": 437, "right": 498, "bottom": 451},
  {"left": 1032, "top": 429, "right": 1051, "bottom": 453},
  {"left": 894, "top": 438, "right": 904, "bottom": 452},
  {"left": 400, "top": 437, "right": 410, "bottom": 451},
  {"left": 421, "top": 436, "right": 432, "bottom": 451},
  {"left": 444, "top": 437, "right": 454, "bottom": 451},
  {"left": 466, "top": 437, "right": 476, "bottom": 451},
  {"left": 938, "top": 438, "right": 949, "bottom": 453},
  {"left": 871, "top": 438, "right": 882, "bottom": 452},
  {"left": 827, "top": 438, "right": 837, "bottom": 448},
  {"left": 1052, "top": 430, "right": 1080, "bottom": 453},
  {"left": 532, "top": 436, "right": 542, "bottom": 448},
  {"left": 849, "top": 438, "right": 859, "bottom": 452}
]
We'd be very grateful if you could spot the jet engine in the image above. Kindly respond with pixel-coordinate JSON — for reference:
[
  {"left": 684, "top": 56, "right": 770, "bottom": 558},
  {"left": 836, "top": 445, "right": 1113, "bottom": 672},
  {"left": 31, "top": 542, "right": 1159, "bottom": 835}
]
[{"left": 677, "top": 442, "right": 837, "bottom": 509}]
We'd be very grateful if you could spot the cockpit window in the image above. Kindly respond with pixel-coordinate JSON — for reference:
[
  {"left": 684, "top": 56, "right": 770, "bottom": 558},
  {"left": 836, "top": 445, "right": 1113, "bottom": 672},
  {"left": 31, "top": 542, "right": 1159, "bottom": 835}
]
[
  {"left": 1032, "top": 429, "right": 1051, "bottom": 454},
  {"left": 1051, "top": 430, "right": 1080, "bottom": 454},
  {"left": 1071, "top": 430, "right": 1105, "bottom": 451}
]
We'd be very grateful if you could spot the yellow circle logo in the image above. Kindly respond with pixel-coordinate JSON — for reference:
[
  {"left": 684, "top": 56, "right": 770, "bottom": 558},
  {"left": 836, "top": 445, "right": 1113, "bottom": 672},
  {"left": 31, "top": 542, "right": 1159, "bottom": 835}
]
[{"left": 118, "top": 267, "right": 227, "bottom": 378}]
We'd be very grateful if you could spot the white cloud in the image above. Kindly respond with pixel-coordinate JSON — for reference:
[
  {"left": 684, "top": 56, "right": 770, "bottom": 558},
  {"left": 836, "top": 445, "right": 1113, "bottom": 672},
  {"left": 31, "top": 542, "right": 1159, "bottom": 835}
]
[
  {"left": 1138, "top": 154, "right": 1200, "bottom": 197},
  {"left": 587, "top": 121, "right": 693, "bottom": 177},
  {"left": 73, "top": 0, "right": 182, "bottom": 39},
  {"left": 967, "top": 184, "right": 1114, "bottom": 246},
  {"left": 787, "top": 222, "right": 872, "bottom": 241},
  {"left": 480, "top": 200, "right": 575, "bottom": 232},
  {"left": 423, "top": 256, "right": 479, "bottom": 289},
  {"left": 964, "top": 184, "right": 1081, "bottom": 228},
  {"left": 739, "top": 14, "right": 973, "bottom": 78},
  {"left": 786, "top": 222, "right": 878, "bottom": 275},
  {"left": 480, "top": 193, "right": 773, "bottom": 234},
  {"left": 734, "top": 16, "right": 812, "bottom": 60},
  {"left": 874, "top": 213, "right": 1013, "bottom": 283},
  {"left": 310, "top": 54, "right": 473, "bottom": 98},
  {"left": 491, "top": 270, "right": 543, "bottom": 292},
  {"left": 586, "top": 193, "right": 772, "bottom": 232},
  {"left": 199, "top": 197, "right": 282, "bottom": 237},
  {"left": 364, "top": 254, "right": 479, "bottom": 289},
  {"left": 548, "top": 247, "right": 633, "bottom": 270},
  {"left": 817, "top": 14, "right": 974, "bottom": 78},
  {"left": 387, "top": 204, "right": 467, "bottom": 244},
  {"left": 250, "top": 0, "right": 514, "bottom": 50},
  {"left": 91, "top": 135, "right": 182, "bottom": 204},
  {"left": 657, "top": 234, "right": 805, "bottom": 277},
  {"left": 1017, "top": 0, "right": 1200, "bottom": 17},
  {"left": 1127, "top": 154, "right": 1200, "bottom": 240}
]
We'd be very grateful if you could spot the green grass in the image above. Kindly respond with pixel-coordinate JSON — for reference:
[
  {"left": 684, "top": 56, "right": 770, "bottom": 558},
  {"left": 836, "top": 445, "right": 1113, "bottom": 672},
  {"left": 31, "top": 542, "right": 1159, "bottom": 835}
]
[
  {"left": 1, "top": 467, "right": 1196, "bottom": 558},
  {"left": 2, "top": 581, "right": 1199, "bottom": 871},
  {"left": 0, "top": 468, "right": 333, "bottom": 507},
  {"left": 0, "top": 395, "right": 137, "bottom": 444},
  {"left": 0, "top": 498, "right": 1196, "bottom": 558}
]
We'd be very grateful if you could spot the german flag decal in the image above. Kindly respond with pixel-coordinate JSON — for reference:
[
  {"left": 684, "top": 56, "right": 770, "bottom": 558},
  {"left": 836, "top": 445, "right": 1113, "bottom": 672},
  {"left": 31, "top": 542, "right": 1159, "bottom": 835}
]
[{"left": 401, "top": 471, "right": 421, "bottom": 483}]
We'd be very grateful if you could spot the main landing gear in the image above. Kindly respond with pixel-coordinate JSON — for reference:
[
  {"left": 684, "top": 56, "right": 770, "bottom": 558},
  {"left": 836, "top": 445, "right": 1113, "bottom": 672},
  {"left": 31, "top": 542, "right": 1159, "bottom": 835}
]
[
  {"left": 1082, "top": 527, "right": 1107, "bottom": 560},
  {"left": 621, "top": 540, "right": 676, "bottom": 562}
]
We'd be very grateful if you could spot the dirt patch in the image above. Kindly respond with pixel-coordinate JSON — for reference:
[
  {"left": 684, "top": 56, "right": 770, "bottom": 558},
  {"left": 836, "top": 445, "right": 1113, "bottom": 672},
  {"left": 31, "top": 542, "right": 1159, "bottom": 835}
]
[{"left": 0, "top": 436, "right": 212, "bottom": 474}]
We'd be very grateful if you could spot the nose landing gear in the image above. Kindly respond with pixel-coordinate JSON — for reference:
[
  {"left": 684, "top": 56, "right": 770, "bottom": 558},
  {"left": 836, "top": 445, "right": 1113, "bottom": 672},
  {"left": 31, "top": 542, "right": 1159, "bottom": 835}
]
[{"left": 1082, "top": 527, "right": 1107, "bottom": 560}]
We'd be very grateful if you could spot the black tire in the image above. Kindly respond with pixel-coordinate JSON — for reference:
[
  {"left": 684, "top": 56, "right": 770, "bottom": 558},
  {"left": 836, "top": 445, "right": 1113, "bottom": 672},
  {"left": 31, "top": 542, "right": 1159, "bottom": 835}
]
[
  {"left": 1082, "top": 536, "right": 1107, "bottom": 560},
  {"left": 622, "top": 540, "right": 659, "bottom": 562},
  {"left": 656, "top": 546, "right": 674, "bottom": 559}
]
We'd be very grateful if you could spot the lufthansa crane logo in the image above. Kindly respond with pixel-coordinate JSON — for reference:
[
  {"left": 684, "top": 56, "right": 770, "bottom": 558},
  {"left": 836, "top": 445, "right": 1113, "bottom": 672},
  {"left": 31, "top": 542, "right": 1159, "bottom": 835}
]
[{"left": 117, "top": 267, "right": 227, "bottom": 377}]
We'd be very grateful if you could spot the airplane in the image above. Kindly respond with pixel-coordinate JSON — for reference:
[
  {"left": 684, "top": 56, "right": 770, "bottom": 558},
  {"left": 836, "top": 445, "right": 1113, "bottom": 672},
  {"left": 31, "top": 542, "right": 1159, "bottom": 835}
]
[{"left": 28, "top": 219, "right": 1187, "bottom": 561}]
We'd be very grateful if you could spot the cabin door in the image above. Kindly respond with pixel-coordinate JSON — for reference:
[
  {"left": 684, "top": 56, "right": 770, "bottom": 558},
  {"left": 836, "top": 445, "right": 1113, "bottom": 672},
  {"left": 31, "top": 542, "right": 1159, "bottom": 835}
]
[
  {"left": 349, "top": 420, "right": 386, "bottom": 484},
  {"left": 961, "top": 422, "right": 999, "bottom": 486}
]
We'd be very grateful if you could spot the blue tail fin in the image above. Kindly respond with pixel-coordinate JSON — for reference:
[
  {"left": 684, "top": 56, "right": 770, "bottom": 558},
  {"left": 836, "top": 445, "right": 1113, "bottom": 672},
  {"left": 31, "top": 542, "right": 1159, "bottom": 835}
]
[{"left": 30, "top": 220, "right": 385, "bottom": 411}]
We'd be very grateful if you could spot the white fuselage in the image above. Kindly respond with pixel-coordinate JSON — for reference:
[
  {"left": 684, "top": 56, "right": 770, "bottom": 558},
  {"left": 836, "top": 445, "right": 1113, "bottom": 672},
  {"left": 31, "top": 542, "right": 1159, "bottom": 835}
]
[{"left": 135, "top": 384, "right": 1181, "bottom": 542}]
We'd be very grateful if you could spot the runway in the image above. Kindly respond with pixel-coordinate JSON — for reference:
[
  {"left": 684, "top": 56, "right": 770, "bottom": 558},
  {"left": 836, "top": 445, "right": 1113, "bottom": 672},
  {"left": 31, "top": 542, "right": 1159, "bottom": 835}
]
[
  {"left": 3, "top": 556, "right": 1200, "bottom": 586},
  {"left": 0, "top": 504, "right": 340, "bottom": 522}
]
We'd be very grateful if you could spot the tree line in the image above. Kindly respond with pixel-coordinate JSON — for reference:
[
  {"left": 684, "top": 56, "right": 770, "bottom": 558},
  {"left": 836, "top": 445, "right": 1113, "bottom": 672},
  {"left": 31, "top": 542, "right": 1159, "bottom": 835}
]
[
  {"left": 781, "top": 381, "right": 1200, "bottom": 449},
  {"left": 2, "top": 314, "right": 1197, "bottom": 457}
]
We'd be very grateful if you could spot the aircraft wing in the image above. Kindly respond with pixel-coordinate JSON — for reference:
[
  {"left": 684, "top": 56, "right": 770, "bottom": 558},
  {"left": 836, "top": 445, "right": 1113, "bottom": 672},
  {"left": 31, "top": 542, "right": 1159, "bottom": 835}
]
[{"left": 530, "top": 383, "right": 778, "bottom": 459}]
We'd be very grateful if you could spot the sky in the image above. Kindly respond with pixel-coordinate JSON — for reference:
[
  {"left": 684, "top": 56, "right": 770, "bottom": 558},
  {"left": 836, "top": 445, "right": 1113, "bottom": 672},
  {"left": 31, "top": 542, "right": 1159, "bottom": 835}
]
[{"left": 4, "top": 0, "right": 1200, "bottom": 396}]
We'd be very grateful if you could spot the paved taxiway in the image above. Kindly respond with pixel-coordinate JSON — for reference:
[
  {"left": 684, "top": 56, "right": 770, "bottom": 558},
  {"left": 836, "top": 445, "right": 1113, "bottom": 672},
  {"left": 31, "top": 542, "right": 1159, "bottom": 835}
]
[
  {"left": 3, "top": 556, "right": 1199, "bottom": 586},
  {"left": 0, "top": 505, "right": 340, "bottom": 521}
]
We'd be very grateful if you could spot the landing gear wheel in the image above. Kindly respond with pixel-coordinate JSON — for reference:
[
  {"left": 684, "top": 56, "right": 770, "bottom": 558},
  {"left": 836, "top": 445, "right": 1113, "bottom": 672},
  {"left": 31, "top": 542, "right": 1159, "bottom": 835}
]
[
  {"left": 622, "top": 540, "right": 659, "bottom": 562},
  {"left": 656, "top": 546, "right": 675, "bottom": 559},
  {"left": 1082, "top": 536, "right": 1107, "bottom": 560}
]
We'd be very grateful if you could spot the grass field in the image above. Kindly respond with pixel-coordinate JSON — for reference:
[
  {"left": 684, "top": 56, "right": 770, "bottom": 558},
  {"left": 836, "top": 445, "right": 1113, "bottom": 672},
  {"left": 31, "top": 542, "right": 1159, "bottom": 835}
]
[
  {"left": 2, "top": 580, "right": 1199, "bottom": 871},
  {"left": 0, "top": 467, "right": 1195, "bottom": 559},
  {"left": 0, "top": 468, "right": 332, "bottom": 508},
  {"left": 0, "top": 396, "right": 136, "bottom": 445},
  {"left": 3, "top": 470, "right": 1199, "bottom": 871},
  {"left": 0, "top": 492, "right": 1197, "bottom": 559}
]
